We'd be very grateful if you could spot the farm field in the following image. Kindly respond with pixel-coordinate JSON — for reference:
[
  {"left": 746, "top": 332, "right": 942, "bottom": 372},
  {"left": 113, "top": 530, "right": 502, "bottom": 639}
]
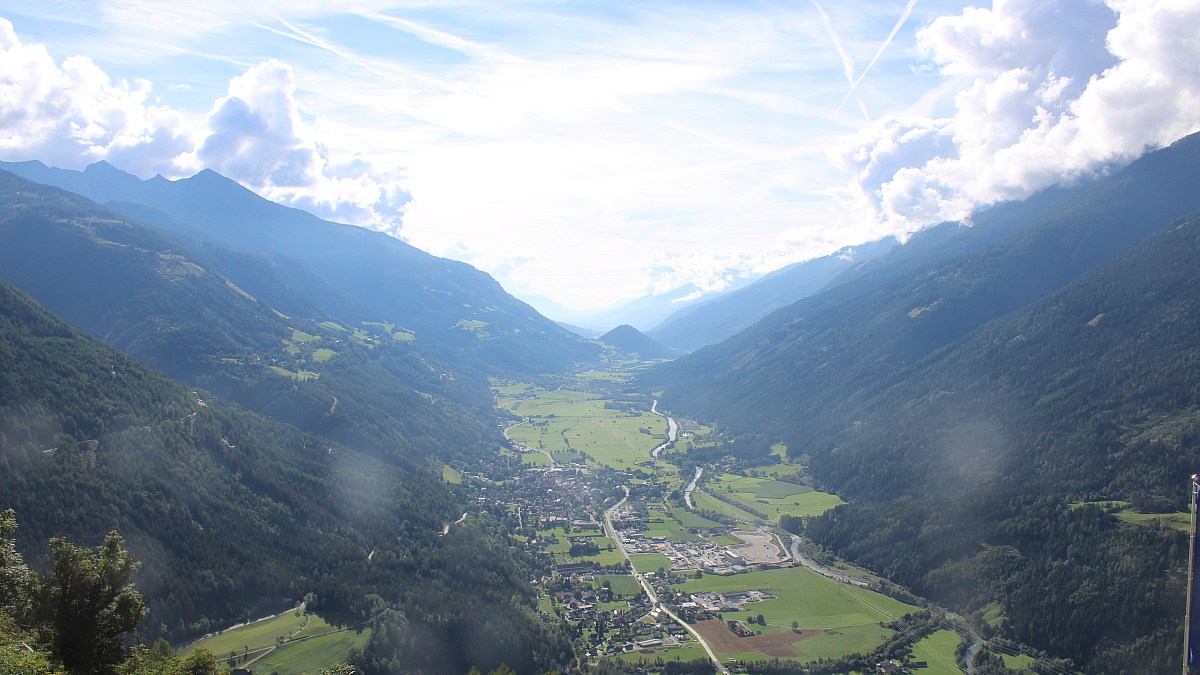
[
  {"left": 495, "top": 384, "right": 670, "bottom": 470},
  {"left": 183, "top": 610, "right": 307, "bottom": 658},
  {"left": 498, "top": 372, "right": 930, "bottom": 670},
  {"left": 672, "top": 567, "right": 917, "bottom": 661},
  {"left": 701, "top": 473, "right": 846, "bottom": 523},
  {"left": 1071, "top": 500, "right": 1190, "bottom": 532},
  {"left": 607, "top": 641, "right": 710, "bottom": 665},
  {"left": 909, "top": 629, "right": 962, "bottom": 674},
  {"left": 629, "top": 552, "right": 672, "bottom": 573},
  {"left": 248, "top": 628, "right": 369, "bottom": 675},
  {"left": 183, "top": 611, "right": 360, "bottom": 672}
]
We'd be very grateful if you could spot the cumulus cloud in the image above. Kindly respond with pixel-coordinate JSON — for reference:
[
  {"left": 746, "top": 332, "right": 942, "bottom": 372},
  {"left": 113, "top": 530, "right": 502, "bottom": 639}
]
[
  {"left": 194, "top": 60, "right": 411, "bottom": 230},
  {"left": 837, "top": 0, "right": 1200, "bottom": 237},
  {"left": 0, "top": 20, "right": 409, "bottom": 230},
  {"left": 0, "top": 18, "right": 192, "bottom": 176}
]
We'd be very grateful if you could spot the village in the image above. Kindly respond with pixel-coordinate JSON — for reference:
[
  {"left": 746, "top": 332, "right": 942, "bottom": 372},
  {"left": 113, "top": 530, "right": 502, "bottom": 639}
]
[{"left": 486, "top": 438, "right": 802, "bottom": 662}]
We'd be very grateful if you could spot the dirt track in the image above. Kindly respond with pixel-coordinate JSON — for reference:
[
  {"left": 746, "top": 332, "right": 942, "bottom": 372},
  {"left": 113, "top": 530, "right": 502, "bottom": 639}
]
[{"left": 691, "top": 619, "right": 824, "bottom": 658}]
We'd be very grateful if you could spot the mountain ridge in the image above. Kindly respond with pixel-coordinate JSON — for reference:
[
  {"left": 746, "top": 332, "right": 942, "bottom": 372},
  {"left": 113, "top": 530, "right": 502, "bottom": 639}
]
[{"left": 0, "top": 159, "right": 600, "bottom": 376}]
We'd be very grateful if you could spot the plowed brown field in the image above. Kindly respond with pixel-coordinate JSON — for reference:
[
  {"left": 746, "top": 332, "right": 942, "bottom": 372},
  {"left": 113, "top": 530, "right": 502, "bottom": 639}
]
[{"left": 692, "top": 619, "right": 824, "bottom": 658}]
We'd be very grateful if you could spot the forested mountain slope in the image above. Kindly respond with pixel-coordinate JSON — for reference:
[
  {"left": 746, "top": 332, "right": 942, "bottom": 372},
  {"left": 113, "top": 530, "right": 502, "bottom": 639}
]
[
  {"left": 644, "top": 132, "right": 1200, "bottom": 671},
  {"left": 0, "top": 159, "right": 599, "bottom": 376},
  {"left": 647, "top": 132, "right": 1200, "bottom": 440},
  {"left": 804, "top": 213, "right": 1200, "bottom": 672},
  {"left": 0, "top": 279, "right": 570, "bottom": 672},
  {"left": 0, "top": 171, "right": 495, "bottom": 468}
]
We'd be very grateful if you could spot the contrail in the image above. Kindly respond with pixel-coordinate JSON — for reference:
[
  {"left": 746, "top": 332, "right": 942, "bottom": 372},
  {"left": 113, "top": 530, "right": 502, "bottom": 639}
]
[
  {"left": 809, "top": 0, "right": 855, "bottom": 84},
  {"left": 833, "top": 0, "right": 921, "bottom": 117}
]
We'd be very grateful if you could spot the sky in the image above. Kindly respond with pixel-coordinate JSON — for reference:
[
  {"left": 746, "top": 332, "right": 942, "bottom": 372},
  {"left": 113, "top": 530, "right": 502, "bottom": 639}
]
[{"left": 0, "top": 1, "right": 1198, "bottom": 312}]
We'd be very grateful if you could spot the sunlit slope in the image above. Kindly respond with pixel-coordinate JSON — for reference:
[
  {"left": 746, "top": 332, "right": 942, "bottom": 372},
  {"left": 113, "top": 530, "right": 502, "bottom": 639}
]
[
  {"left": 0, "top": 171, "right": 496, "bottom": 466},
  {"left": 0, "top": 159, "right": 600, "bottom": 375}
]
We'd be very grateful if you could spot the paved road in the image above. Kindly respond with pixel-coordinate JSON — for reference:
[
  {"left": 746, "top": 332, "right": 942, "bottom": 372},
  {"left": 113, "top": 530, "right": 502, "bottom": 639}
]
[
  {"left": 788, "top": 535, "right": 869, "bottom": 587},
  {"left": 604, "top": 487, "right": 729, "bottom": 675},
  {"left": 503, "top": 419, "right": 554, "bottom": 465}
]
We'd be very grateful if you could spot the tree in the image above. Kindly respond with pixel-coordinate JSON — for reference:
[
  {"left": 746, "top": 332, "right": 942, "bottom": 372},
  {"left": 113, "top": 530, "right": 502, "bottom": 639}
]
[
  {"left": 0, "top": 509, "right": 31, "bottom": 613},
  {"left": 30, "top": 530, "right": 146, "bottom": 674}
]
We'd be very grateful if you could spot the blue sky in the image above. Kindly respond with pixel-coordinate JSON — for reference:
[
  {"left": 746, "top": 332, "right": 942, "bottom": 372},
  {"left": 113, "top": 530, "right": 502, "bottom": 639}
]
[{"left": 1, "top": 1, "right": 1198, "bottom": 311}]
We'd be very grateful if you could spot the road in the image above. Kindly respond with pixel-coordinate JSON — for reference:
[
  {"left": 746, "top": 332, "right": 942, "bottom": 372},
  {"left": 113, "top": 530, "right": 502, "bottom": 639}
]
[
  {"left": 788, "top": 535, "right": 869, "bottom": 587},
  {"left": 604, "top": 486, "right": 730, "bottom": 675},
  {"left": 503, "top": 419, "right": 555, "bottom": 466}
]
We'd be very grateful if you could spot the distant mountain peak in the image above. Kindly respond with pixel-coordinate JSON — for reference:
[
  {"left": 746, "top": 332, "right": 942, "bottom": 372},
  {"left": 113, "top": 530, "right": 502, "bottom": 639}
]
[
  {"left": 84, "top": 159, "right": 122, "bottom": 174},
  {"left": 599, "top": 323, "right": 671, "bottom": 360}
]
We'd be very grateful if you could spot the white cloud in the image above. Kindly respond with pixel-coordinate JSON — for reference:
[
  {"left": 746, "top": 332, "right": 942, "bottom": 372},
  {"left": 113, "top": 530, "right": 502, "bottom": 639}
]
[
  {"left": 5, "top": 1, "right": 1199, "bottom": 309},
  {"left": 0, "top": 21, "right": 411, "bottom": 231},
  {"left": 839, "top": 0, "right": 1200, "bottom": 236},
  {"left": 192, "top": 60, "right": 413, "bottom": 228},
  {"left": 0, "top": 17, "right": 192, "bottom": 176}
]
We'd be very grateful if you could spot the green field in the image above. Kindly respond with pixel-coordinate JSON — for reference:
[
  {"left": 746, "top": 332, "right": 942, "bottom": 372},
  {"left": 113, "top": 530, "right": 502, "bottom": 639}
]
[
  {"left": 442, "top": 465, "right": 462, "bottom": 483},
  {"left": 701, "top": 474, "right": 845, "bottom": 523},
  {"left": 594, "top": 574, "right": 643, "bottom": 597},
  {"left": 1002, "top": 652, "right": 1036, "bottom": 671},
  {"left": 909, "top": 629, "right": 962, "bottom": 674},
  {"left": 606, "top": 641, "right": 710, "bottom": 665},
  {"left": 693, "top": 490, "right": 760, "bottom": 522},
  {"left": 793, "top": 623, "right": 892, "bottom": 661},
  {"left": 1072, "top": 500, "right": 1191, "bottom": 532},
  {"left": 266, "top": 365, "right": 319, "bottom": 381},
  {"left": 629, "top": 553, "right": 672, "bottom": 573},
  {"left": 520, "top": 451, "right": 552, "bottom": 466},
  {"left": 672, "top": 566, "right": 917, "bottom": 660},
  {"left": 495, "top": 386, "right": 667, "bottom": 469},
  {"left": 643, "top": 509, "right": 701, "bottom": 542},
  {"left": 670, "top": 506, "right": 726, "bottom": 531},
  {"left": 184, "top": 612, "right": 363, "bottom": 673},
  {"left": 1115, "top": 509, "right": 1190, "bottom": 531},
  {"left": 185, "top": 610, "right": 309, "bottom": 658},
  {"left": 248, "top": 628, "right": 369, "bottom": 675}
]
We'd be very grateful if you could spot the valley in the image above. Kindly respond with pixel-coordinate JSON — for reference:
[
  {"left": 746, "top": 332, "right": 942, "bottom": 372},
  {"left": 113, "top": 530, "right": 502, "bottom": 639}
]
[
  {"left": 482, "top": 368, "right": 988, "bottom": 672},
  {"left": 4, "top": 133, "right": 1200, "bottom": 674}
]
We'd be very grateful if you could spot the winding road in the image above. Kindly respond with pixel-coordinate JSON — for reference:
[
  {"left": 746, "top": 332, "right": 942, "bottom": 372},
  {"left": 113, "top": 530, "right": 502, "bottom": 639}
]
[{"left": 503, "top": 419, "right": 555, "bottom": 465}]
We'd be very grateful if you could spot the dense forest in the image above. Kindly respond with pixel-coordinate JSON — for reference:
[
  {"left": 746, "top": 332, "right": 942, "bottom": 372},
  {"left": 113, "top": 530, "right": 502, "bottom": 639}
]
[
  {"left": 647, "top": 134, "right": 1200, "bottom": 671},
  {"left": 0, "top": 171, "right": 504, "bottom": 470},
  {"left": 0, "top": 278, "right": 572, "bottom": 672}
]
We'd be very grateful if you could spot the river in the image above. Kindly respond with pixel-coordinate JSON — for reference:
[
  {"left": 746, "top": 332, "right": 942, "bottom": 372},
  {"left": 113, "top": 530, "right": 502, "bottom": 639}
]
[{"left": 649, "top": 399, "right": 678, "bottom": 459}]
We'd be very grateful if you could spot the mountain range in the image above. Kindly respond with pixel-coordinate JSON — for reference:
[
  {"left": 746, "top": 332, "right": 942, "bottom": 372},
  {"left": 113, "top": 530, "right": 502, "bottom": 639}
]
[
  {"left": 644, "top": 131, "right": 1200, "bottom": 671},
  {"left": 0, "top": 159, "right": 599, "bottom": 377},
  {"left": 5, "top": 127, "right": 1200, "bottom": 672}
]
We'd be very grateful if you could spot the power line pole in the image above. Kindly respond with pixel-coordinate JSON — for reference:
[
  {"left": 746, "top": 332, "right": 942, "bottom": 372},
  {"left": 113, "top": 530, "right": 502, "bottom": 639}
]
[{"left": 1185, "top": 474, "right": 1200, "bottom": 675}]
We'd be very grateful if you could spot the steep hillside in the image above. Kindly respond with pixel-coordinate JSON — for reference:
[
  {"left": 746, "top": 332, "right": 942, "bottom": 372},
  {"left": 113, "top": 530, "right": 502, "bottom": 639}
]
[
  {"left": 0, "top": 172, "right": 494, "bottom": 467},
  {"left": 0, "top": 279, "right": 570, "bottom": 672},
  {"left": 649, "top": 238, "right": 896, "bottom": 351},
  {"left": 647, "top": 132, "right": 1200, "bottom": 440},
  {"left": 643, "top": 132, "right": 1200, "bottom": 670},
  {"left": 803, "top": 214, "right": 1200, "bottom": 671},
  {"left": 0, "top": 160, "right": 599, "bottom": 375}
]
